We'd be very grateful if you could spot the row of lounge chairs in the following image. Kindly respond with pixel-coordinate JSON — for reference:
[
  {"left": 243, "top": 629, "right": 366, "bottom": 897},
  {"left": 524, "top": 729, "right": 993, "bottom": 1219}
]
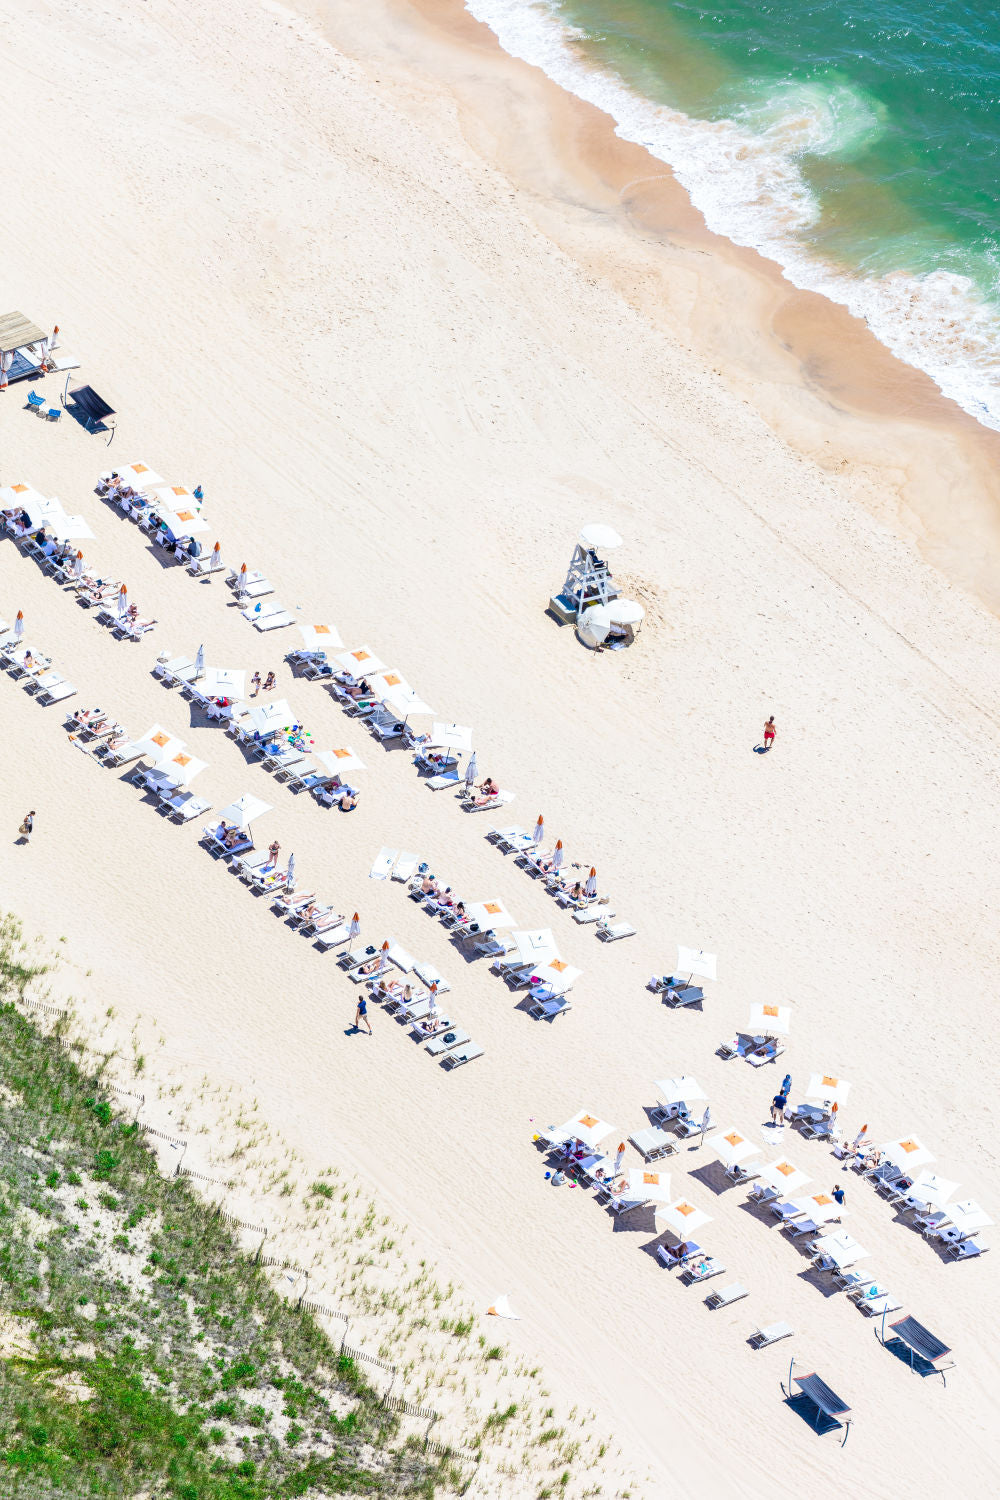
[{"left": 0, "top": 626, "right": 76, "bottom": 705}]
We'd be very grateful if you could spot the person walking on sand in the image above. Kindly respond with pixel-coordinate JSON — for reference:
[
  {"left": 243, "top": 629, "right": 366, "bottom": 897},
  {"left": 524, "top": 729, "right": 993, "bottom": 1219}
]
[
  {"left": 354, "top": 996, "right": 372, "bottom": 1036},
  {"left": 763, "top": 716, "right": 776, "bottom": 752},
  {"left": 250, "top": 671, "right": 261, "bottom": 697},
  {"left": 18, "top": 810, "right": 35, "bottom": 843},
  {"left": 770, "top": 1090, "right": 788, "bottom": 1125}
]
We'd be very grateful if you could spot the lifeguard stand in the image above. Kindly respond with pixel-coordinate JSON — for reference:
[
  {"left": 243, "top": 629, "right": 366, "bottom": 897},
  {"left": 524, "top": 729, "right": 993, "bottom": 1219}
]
[{"left": 549, "top": 523, "right": 623, "bottom": 624}]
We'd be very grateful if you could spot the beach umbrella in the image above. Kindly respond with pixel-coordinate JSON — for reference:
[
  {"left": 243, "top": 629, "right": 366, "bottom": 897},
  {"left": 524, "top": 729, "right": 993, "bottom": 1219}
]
[
  {"left": 655, "top": 1076, "right": 707, "bottom": 1108},
  {"left": 45, "top": 509, "right": 95, "bottom": 541},
  {"left": 285, "top": 854, "right": 296, "bottom": 891},
  {"left": 708, "top": 1128, "right": 762, "bottom": 1171},
  {"left": 464, "top": 751, "right": 478, "bottom": 790},
  {"left": 756, "top": 1158, "right": 811, "bottom": 1197},
  {"left": 117, "top": 585, "right": 128, "bottom": 618},
  {"left": 428, "top": 722, "right": 474, "bottom": 753},
  {"left": 73, "top": 551, "right": 84, "bottom": 578},
  {"left": 132, "top": 725, "right": 186, "bottom": 763},
  {"left": 608, "top": 599, "right": 645, "bottom": 628},
  {"left": 118, "top": 462, "right": 164, "bottom": 488},
  {"left": 13, "top": 611, "right": 23, "bottom": 640},
  {"left": 210, "top": 542, "right": 221, "bottom": 569},
  {"left": 247, "top": 699, "right": 293, "bottom": 737},
  {"left": 215, "top": 794, "right": 273, "bottom": 832},
  {"left": 788, "top": 1192, "right": 844, "bottom": 1226},
  {"left": 511, "top": 928, "right": 560, "bottom": 967},
  {"left": 654, "top": 1196, "right": 712, "bottom": 1238},
  {"left": 699, "top": 1107, "right": 712, "bottom": 1142},
  {"left": 749, "top": 1002, "right": 792, "bottom": 1036},
  {"left": 880, "top": 1136, "right": 935, "bottom": 1172},
  {"left": 579, "top": 523, "right": 623, "bottom": 551},
  {"left": 902, "top": 1171, "right": 959, "bottom": 1210},
  {"left": 528, "top": 959, "right": 581, "bottom": 997},
  {"left": 576, "top": 603, "right": 612, "bottom": 649},
  {"left": 544, "top": 1110, "right": 615, "bottom": 1152},
  {"left": 465, "top": 900, "right": 517, "bottom": 930},
  {"left": 678, "top": 946, "right": 717, "bottom": 984},
  {"left": 194, "top": 644, "right": 205, "bottom": 681},
  {"left": 584, "top": 867, "right": 597, "bottom": 898},
  {"left": 811, "top": 1230, "right": 870, "bottom": 1269},
  {"left": 805, "top": 1073, "right": 852, "bottom": 1108},
  {"left": 147, "top": 751, "right": 208, "bottom": 790},
  {"left": 618, "top": 1168, "right": 673, "bottom": 1206},
  {"left": 369, "top": 671, "right": 433, "bottom": 718},
  {"left": 297, "top": 622, "right": 344, "bottom": 653},
  {"left": 347, "top": 913, "right": 361, "bottom": 950},
  {"left": 201, "top": 667, "right": 247, "bottom": 700},
  {"left": 335, "top": 646, "right": 388, "bottom": 677},
  {"left": 941, "top": 1200, "right": 993, "bottom": 1235},
  {"left": 315, "top": 747, "right": 366, "bottom": 777},
  {"left": 551, "top": 840, "right": 564, "bottom": 871},
  {"left": 238, "top": 563, "right": 248, "bottom": 596},
  {"left": 532, "top": 815, "right": 544, "bottom": 845}
]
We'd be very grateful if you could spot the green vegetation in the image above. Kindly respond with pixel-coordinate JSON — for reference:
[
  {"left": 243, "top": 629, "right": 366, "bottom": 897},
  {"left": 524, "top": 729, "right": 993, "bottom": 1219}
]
[{"left": 0, "top": 914, "right": 438, "bottom": 1498}]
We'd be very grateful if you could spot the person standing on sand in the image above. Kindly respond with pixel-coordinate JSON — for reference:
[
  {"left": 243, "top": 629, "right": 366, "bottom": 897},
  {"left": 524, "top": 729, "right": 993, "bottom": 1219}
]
[
  {"left": 18, "top": 811, "right": 35, "bottom": 843},
  {"left": 763, "top": 717, "right": 776, "bottom": 751},
  {"left": 354, "top": 996, "right": 372, "bottom": 1036}
]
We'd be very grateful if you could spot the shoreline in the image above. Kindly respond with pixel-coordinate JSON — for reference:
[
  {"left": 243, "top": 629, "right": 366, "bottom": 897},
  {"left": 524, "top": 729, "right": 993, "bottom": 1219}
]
[{"left": 329, "top": 0, "right": 1000, "bottom": 615}]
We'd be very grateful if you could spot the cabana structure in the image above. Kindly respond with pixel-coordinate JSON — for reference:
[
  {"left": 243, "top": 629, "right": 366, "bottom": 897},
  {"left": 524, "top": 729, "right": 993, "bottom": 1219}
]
[{"left": 0, "top": 311, "right": 48, "bottom": 385}]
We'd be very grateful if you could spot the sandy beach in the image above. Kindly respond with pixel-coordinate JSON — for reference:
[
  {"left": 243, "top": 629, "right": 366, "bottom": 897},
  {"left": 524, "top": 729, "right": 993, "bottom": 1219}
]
[{"left": 1, "top": 0, "right": 999, "bottom": 1493}]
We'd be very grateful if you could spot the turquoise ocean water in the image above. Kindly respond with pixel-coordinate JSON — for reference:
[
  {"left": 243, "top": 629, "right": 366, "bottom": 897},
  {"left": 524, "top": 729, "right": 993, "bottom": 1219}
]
[{"left": 465, "top": 0, "right": 1000, "bottom": 427}]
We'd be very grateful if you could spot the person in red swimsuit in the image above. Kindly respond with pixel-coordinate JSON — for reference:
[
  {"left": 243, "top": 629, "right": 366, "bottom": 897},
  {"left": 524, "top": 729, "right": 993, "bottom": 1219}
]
[{"left": 763, "top": 716, "right": 776, "bottom": 751}]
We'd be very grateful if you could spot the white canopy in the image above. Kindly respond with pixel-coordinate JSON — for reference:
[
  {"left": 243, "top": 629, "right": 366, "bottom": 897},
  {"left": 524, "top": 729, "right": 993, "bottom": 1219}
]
[
  {"left": 315, "top": 747, "right": 366, "bottom": 776},
  {"left": 788, "top": 1192, "right": 844, "bottom": 1225},
  {"left": 579, "top": 524, "right": 622, "bottom": 550},
  {"left": 749, "top": 1002, "right": 792, "bottom": 1036},
  {"left": 42, "top": 508, "right": 94, "bottom": 541},
  {"left": 607, "top": 598, "right": 644, "bottom": 626},
  {"left": 156, "top": 505, "right": 210, "bottom": 538},
  {"left": 577, "top": 605, "right": 612, "bottom": 649},
  {"left": 369, "top": 671, "right": 433, "bottom": 717},
  {"left": 20, "top": 494, "right": 64, "bottom": 526},
  {"left": 678, "top": 946, "right": 717, "bottom": 982},
  {"left": 465, "top": 899, "right": 517, "bottom": 930},
  {"left": 297, "top": 622, "right": 344, "bottom": 652},
  {"left": 942, "top": 1199, "right": 993, "bottom": 1233},
  {"left": 335, "top": 646, "right": 387, "bottom": 676},
  {"left": 812, "top": 1230, "right": 870, "bottom": 1268},
  {"left": 428, "top": 722, "right": 474, "bottom": 753},
  {"left": 529, "top": 959, "right": 582, "bottom": 996},
  {"left": 618, "top": 1168, "right": 673, "bottom": 1205},
  {"left": 0, "top": 482, "right": 46, "bottom": 509},
  {"left": 200, "top": 667, "right": 247, "bottom": 700},
  {"left": 655, "top": 1196, "right": 712, "bottom": 1238},
  {"left": 545, "top": 1111, "right": 615, "bottom": 1151},
  {"left": 708, "top": 1128, "right": 762, "bottom": 1170},
  {"left": 805, "top": 1073, "right": 852, "bottom": 1107},
  {"left": 132, "top": 724, "right": 186, "bottom": 763},
  {"left": 757, "top": 1158, "right": 811, "bottom": 1196},
  {"left": 880, "top": 1136, "right": 935, "bottom": 1172},
  {"left": 903, "top": 1171, "right": 959, "bottom": 1210},
  {"left": 655, "top": 1075, "right": 707, "bottom": 1107},
  {"left": 247, "top": 699, "right": 294, "bottom": 736},
  {"left": 511, "top": 929, "right": 560, "bottom": 967},
  {"left": 148, "top": 751, "right": 208, "bottom": 788},
  {"left": 115, "top": 462, "right": 163, "bottom": 487},
  {"left": 215, "top": 794, "right": 273, "bottom": 832}
]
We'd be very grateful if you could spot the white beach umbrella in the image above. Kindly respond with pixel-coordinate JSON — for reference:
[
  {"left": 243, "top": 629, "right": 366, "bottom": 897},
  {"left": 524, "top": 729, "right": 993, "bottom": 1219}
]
[
  {"left": 545, "top": 1110, "right": 615, "bottom": 1152},
  {"left": 708, "top": 1129, "right": 762, "bottom": 1171},
  {"left": 880, "top": 1136, "right": 935, "bottom": 1172},
  {"left": 285, "top": 854, "right": 296, "bottom": 890},
  {"left": 655, "top": 1076, "right": 707, "bottom": 1107},
  {"left": 132, "top": 725, "right": 186, "bottom": 763},
  {"left": 464, "top": 751, "right": 478, "bottom": 790},
  {"left": 297, "top": 622, "right": 344, "bottom": 653},
  {"left": 315, "top": 747, "right": 366, "bottom": 776},
  {"left": 44, "top": 510, "right": 94, "bottom": 542},
  {"left": 942, "top": 1199, "right": 993, "bottom": 1234},
  {"left": 749, "top": 1002, "right": 792, "bottom": 1036},
  {"left": 511, "top": 929, "right": 560, "bottom": 967},
  {"left": 335, "top": 646, "right": 387, "bottom": 677},
  {"left": 465, "top": 900, "right": 517, "bottom": 930},
  {"left": 370, "top": 671, "right": 433, "bottom": 717},
  {"left": 812, "top": 1230, "right": 870, "bottom": 1269},
  {"left": 215, "top": 794, "right": 273, "bottom": 832},
  {"left": 0, "top": 482, "right": 45, "bottom": 509},
  {"left": 73, "top": 551, "right": 84, "bottom": 579},
  {"left": 607, "top": 599, "right": 645, "bottom": 627},
  {"left": 13, "top": 611, "right": 24, "bottom": 640},
  {"left": 757, "top": 1158, "right": 811, "bottom": 1197},
  {"left": 788, "top": 1192, "right": 844, "bottom": 1226},
  {"left": 805, "top": 1073, "right": 852, "bottom": 1108},
  {"left": 201, "top": 667, "right": 247, "bottom": 700},
  {"left": 619, "top": 1168, "right": 673, "bottom": 1206},
  {"left": 117, "top": 462, "right": 164, "bottom": 488},
  {"left": 584, "top": 867, "right": 598, "bottom": 898},
  {"left": 579, "top": 523, "right": 623, "bottom": 550},
  {"left": 677, "top": 946, "right": 717, "bottom": 983},
  {"left": 194, "top": 644, "right": 205, "bottom": 681},
  {"left": 577, "top": 604, "right": 612, "bottom": 649},
  {"left": 149, "top": 751, "right": 208, "bottom": 789},
  {"left": 428, "top": 722, "right": 474, "bottom": 753},
  {"left": 152, "top": 488, "right": 210, "bottom": 535},
  {"left": 654, "top": 1196, "right": 712, "bottom": 1239},
  {"left": 529, "top": 959, "right": 582, "bottom": 996},
  {"left": 902, "top": 1171, "right": 959, "bottom": 1210},
  {"left": 532, "top": 815, "right": 545, "bottom": 845},
  {"left": 21, "top": 495, "right": 64, "bottom": 527},
  {"left": 247, "top": 699, "right": 294, "bottom": 736},
  {"left": 347, "top": 912, "right": 361, "bottom": 950}
]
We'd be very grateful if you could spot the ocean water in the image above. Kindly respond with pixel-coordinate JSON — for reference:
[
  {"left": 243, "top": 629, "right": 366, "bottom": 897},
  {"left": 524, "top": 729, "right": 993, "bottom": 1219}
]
[{"left": 465, "top": 0, "right": 1000, "bottom": 429}]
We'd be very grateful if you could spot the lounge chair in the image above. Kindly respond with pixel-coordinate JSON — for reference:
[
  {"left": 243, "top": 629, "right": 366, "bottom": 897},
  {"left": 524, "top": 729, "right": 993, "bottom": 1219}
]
[
  {"left": 441, "top": 1041, "right": 484, "bottom": 1069},
  {"left": 768, "top": 1201, "right": 804, "bottom": 1223},
  {"left": 37, "top": 679, "right": 76, "bottom": 706},
  {"left": 628, "top": 1127, "right": 677, "bottom": 1163},
  {"left": 674, "top": 1111, "right": 715, "bottom": 1139},
  {"left": 572, "top": 905, "right": 615, "bottom": 925},
  {"left": 945, "top": 1238, "right": 990, "bottom": 1261},
  {"left": 596, "top": 919, "right": 636, "bottom": 942},
  {"left": 426, "top": 769, "right": 461, "bottom": 790},
  {"left": 392, "top": 853, "right": 419, "bottom": 883},
  {"left": 749, "top": 1322, "right": 794, "bottom": 1349},
  {"left": 662, "top": 985, "right": 705, "bottom": 1009},
  {"left": 680, "top": 1258, "right": 726, "bottom": 1285},
  {"left": 167, "top": 794, "right": 211, "bottom": 823},
  {"left": 656, "top": 1241, "right": 701, "bottom": 1269},
  {"left": 747, "top": 1182, "right": 780, "bottom": 1206},
  {"left": 529, "top": 996, "right": 572, "bottom": 1022},
  {"left": 705, "top": 1282, "right": 749, "bottom": 1309},
  {"left": 26, "top": 390, "right": 47, "bottom": 415},
  {"left": 747, "top": 1040, "right": 785, "bottom": 1067},
  {"left": 425, "top": 1028, "right": 470, "bottom": 1058},
  {"left": 242, "top": 602, "right": 293, "bottom": 631}
]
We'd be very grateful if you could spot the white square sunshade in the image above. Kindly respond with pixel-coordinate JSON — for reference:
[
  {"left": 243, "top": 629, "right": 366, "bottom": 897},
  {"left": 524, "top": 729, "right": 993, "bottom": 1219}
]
[
  {"left": 677, "top": 946, "right": 717, "bottom": 982},
  {"left": 335, "top": 646, "right": 387, "bottom": 676},
  {"left": 655, "top": 1197, "right": 712, "bottom": 1238},
  {"left": 749, "top": 1003, "right": 792, "bottom": 1035},
  {"left": 545, "top": 1111, "right": 615, "bottom": 1151},
  {"left": 708, "top": 1129, "right": 762, "bottom": 1170},
  {"left": 216, "top": 794, "right": 273, "bottom": 831},
  {"left": 465, "top": 900, "right": 517, "bottom": 930}
]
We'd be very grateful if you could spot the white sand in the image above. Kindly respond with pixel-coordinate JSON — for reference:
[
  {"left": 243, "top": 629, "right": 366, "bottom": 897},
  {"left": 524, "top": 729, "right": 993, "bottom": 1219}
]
[{"left": 0, "top": 0, "right": 998, "bottom": 1493}]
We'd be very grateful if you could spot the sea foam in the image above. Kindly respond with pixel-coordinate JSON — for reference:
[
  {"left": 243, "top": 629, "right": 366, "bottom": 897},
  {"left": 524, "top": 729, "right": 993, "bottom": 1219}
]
[{"left": 465, "top": 0, "right": 1000, "bottom": 430}]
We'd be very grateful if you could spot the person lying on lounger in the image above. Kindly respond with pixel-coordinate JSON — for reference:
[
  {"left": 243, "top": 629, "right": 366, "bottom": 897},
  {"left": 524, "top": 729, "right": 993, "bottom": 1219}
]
[
  {"left": 473, "top": 779, "right": 500, "bottom": 806},
  {"left": 344, "top": 678, "right": 371, "bottom": 699},
  {"left": 356, "top": 955, "right": 386, "bottom": 976}
]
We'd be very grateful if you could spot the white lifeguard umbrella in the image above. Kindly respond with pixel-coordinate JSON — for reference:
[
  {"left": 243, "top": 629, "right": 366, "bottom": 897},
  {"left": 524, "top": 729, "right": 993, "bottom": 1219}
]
[
  {"left": 654, "top": 1196, "right": 712, "bottom": 1238},
  {"left": 903, "top": 1171, "right": 959, "bottom": 1210},
  {"left": 201, "top": 667, "right": 247, "bottom": 700},
  {"left": 215, "top": 794, "right": 273, "bottom": 832},
  {"left": 465, "top": 900, "right": 517, "bottom": 930},
  {"left": 335, "top": 646, "right": 387, "bottom": 676},
  {"left": 464, "top": 751, "right": 478, "bottom": 790},
  {"left": 942, "top": 1200, "right": 993, "bottom": 1234},
  {"left": 880, "top": 1136, "right": 935, "bottom": 1172},
  {"left": 618, "top": 1168, "right": 673, "bottom": 1206},
  {"left": 297, "top": 622, "right": 344, "bottom": 653},
  {"left": 708, "top": 1129, "right": 762, "bottom": 1171},
  {"left": 194, "top": 644, "right": 205, "bottom": 681},
  {"left": 579, "top": 524, "right": 623, "bottom": 550},
  {"left": 544, "top": 1110, "right": 615, "bottom": 1152},
  {"left": 247, "top": 699, "right": 294, "bottom": 736},
  {"left": 285, "top": 854, "right": 296, "bottom": 890},
  {"left": 13, "top": 611, "right": 24, "bottom": 640},
  {"left": 788, "top": 1192, "right": 844, "bottom": 1225},
  {"left": 757, "top": 1158, "right": 811, "bottom": 1196},
  {"left": 148, "top": 751, "right": 208, "bottom": 789},
  {"left": 812, "top": 1230, "right": 870, "bottom": 1269},
  {"left": 132, "top": 725, "right": 186, "bottom": 762},
  {"left": 577, "top": 604, "right": 612, "bottom": 649},
  {"left": 511, "top": 929, "right": 560, "bottom": 967},
  {"left": 584, "top": 867, "right": 598, "bottom": 898},
  {"left": 347, "top": 912, "right": 361, "bottom": 950},
  {"left": 805, "top": 1074, "right": 852, "bottom": 1108},
  {"left": 529, "top": 959, "right": 581, "bottom": 996},
  {"left": 678, "top": 947, "right": 717, "bottom": 983},
  {"left": 428, "top": 722, "right": 473, "bottom": 753},
  {"left": 749, "top": 1003, "right": 792, "bottom": 1036},
  {"left": 315, "top": 747, "right": 366, "bottom": 776},
  {"left": 655, "top": 1076, "right": 707, "bottom": 1107}
]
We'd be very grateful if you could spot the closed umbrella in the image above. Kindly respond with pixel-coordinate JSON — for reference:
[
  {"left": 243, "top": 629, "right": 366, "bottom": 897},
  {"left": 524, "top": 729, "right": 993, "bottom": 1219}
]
[
  {"left": 210, "top": 542, "right": 222, "bottom": 569},
  {"left": 13, "top": 611, "right": 24, "bottom": 640},
  {"left": 551, "top": 840, "right": 564, "bottom": 872},
  {"left": 194, "top": 644, "right": 205, "bottom": 681},
  {"left": 464, "top": 751, "right": 478, "bottom": 790},
  {"left": 237, "top": 563, "right": 248, "bottom": 598},
  {"left": 347, "top": 913, "right": 361, "bottom": 950},
  {"left": 73, "top": 551, "right": 84, "bottom": 579},
  {"left": 117, "top": 585, "right": 128, "bottom": 618},
  {"left": 285, "top": 854, "right": 296, "bottom": 891},
  {"left": 532, "top": 815, "right": 544, "bottom": 845},
  {"left": 584, "top": 867, "right": 597, "bottom": 898}
]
